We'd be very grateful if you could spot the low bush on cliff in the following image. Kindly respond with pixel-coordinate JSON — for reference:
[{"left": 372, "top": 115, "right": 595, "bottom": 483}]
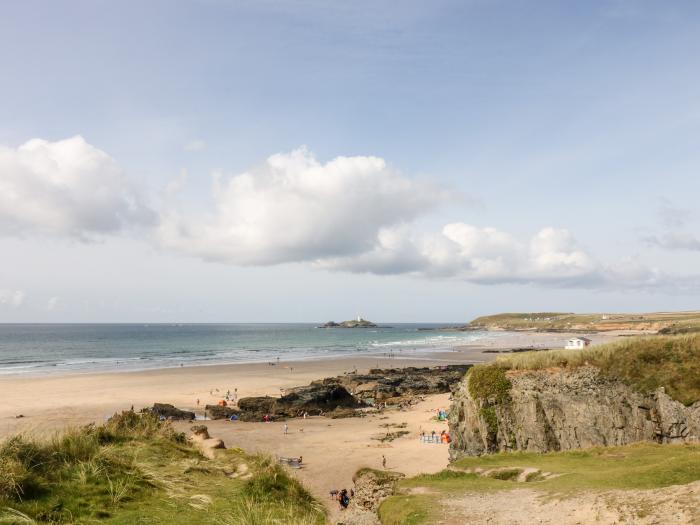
[
  {"left": 0, "top": 411, "right": 326, "bottom": 524},
  {"left": 492, "top": 334, "right": 700, "bottom": 405},
  {"left": 467, "top": 366, "right": 512, "bottom": 403}
]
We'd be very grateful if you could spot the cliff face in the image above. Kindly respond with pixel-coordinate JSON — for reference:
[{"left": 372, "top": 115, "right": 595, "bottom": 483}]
[{"left": 449, "top": 366, "right": 700, "bottom": 459}]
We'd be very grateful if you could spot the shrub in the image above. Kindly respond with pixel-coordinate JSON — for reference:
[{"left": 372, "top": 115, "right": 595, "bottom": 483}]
[{"left": 468, "top": 366, "right": 512, "bottom": 403}]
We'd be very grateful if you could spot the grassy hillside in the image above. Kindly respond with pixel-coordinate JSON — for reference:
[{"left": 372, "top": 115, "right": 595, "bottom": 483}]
[
  {"left": 467, "top": 311, "right": 700, "bottom": 332},
  {"left": 483, "top": 334, "right": 700, "bottom": 406},
  {"left": 378, "top": 442, "right": 700, "bottom": 524},
  {"left": 0, "top": 411, "right": 326, "bottom": 524}
]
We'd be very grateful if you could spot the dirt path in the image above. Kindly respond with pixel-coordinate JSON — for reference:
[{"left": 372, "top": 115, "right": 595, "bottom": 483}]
[{"left": 432, "top": 481, "right": 700, "bottom": 524}]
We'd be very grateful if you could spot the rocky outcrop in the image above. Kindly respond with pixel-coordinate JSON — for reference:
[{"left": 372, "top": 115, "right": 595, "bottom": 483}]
[
  {"left": 236, "top": 384, "right": 360, "bottom": 421},
  {"left": 149, "top": 403, "right": 195, "bottom": 421},
  {"left": 319, "top": 319, "right": 378, "bottom": 328},
  {"left": 279, "top": 383, "right": 360, "bottom": 414},
  {"left": 449, "top": 366, "right": 700, "bottom": 459},
  {"left": 335, "top": 365, "right": 471, "bottom": 405},
  {"left": 205, "top": 404, "right": 240, "bottom": 420},
  {"left": 337, "top": 469, "right": 404, "bottom": 525},
  {"left": 234, "top": 365, "right": 471, "bottom": 421}
]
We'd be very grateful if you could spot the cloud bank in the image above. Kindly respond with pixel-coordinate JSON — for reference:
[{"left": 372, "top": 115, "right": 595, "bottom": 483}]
[
  {"left": 0, "top": 136, "right": 153, "bottom": 239},
  {"left": 1, "top": 136, "right": 696, "bottom": 292}
]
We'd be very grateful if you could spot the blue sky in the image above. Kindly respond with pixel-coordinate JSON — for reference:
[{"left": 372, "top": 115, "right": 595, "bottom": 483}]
[{"left": 1, "top": 0, "right": 700, "bottom": 322}]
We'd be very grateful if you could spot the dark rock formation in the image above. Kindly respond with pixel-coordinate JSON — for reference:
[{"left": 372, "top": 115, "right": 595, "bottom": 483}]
[
  {"left": 278, "top": 383, "right": 360, "bottom": 414},
  {"left": 449, "top": 366, "right": 700, "bottom": 459},
  {"left": 149, "top": 403, "right": 195, "bottom": 421},
  {"left": 335, "top": 365, "right": 471, "bottom": 405},
  {"left": 233, "top": 365, "right": 471, "bottom": 421},
  {"left": 205, "top": 404, "right": 241, "bottom": 420},
  {"left": 236, "top": 396, "right": 278, "bottom": 421},
  {"left": 236, "top": 384, "right": 359, "bottom": 421}
]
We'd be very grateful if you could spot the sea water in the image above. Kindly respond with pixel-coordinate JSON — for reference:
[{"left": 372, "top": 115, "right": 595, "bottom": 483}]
[{"left": 0, "top": 323, "right": 503, "bottom": 376}]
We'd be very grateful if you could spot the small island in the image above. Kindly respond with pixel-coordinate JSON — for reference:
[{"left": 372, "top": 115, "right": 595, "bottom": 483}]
[{"left": 318, "top": 317, "right": 377, "bottom": 328}]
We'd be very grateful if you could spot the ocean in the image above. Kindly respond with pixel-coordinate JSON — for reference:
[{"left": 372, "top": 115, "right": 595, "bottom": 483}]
[{"left": 0, "top": 323, "right": 500, "bottom": 376}]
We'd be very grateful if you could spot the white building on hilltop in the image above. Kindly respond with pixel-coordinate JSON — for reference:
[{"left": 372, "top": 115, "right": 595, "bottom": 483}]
[{"left": 565, "top": 337, "right": 592, "bottom": 350}]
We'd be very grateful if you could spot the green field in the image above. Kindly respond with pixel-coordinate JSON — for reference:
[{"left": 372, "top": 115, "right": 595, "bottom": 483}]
[
  {"left": 0, "top": 411, "right": 326, "bottom": 524},
  {"left": 466, "top": 311, "right": 700, "bottom": 332},
  {"left": 378, "top": 443, "right": 700, "bottom": 525}
]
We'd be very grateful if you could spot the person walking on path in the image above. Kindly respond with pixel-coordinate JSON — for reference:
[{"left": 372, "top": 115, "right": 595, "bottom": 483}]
[{"left": 382, "top": 455, "right": 386, "bottom": 469}]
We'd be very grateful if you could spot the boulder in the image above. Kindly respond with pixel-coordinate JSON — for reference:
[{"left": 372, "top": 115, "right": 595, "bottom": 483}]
[
  {"left": 236, "top": 396, "right": 277, "bottom": 421},
  {"left": 189, "top": 425, "right": 226, "bottom": 459},
  {"left": 277, "top": 383, "right": 359, "bottom": 415},
  {"left": 149, "top": 403, "right": 195, "bottom": 421},
  {"left": 205, "top": 404, "right": 241, "bottom": 420}
]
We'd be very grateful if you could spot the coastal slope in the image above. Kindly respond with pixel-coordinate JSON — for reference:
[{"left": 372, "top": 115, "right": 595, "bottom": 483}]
[{"left": 449, "top": 334, "right": 700, "bottom": 458}]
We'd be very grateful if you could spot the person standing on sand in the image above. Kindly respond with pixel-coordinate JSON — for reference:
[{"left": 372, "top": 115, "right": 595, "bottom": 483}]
[
  {"left": 284, "top": 423, "right": 289, "bottom": 435},
  {"left": 382, "top": 455, "right": 386, "bottom": 469}
]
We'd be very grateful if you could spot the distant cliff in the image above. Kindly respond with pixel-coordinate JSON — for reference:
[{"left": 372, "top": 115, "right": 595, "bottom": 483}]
[
  {"left": 449, "top": 335, "right": 700, "bottom": 459},
  {"left": 463, "top": 311, "right": 700, "bottom": 333}
]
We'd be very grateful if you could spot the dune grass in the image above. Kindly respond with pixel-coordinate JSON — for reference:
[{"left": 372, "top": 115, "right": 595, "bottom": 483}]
[
  {"left": 0, "top": 411, "right": 326, "bottom": 524},
  {"left": 379, "top": 442, "right": 700, "bottom": 524},
  {"left": 480, "top": 334, "right": 700, "bottom": 406}
]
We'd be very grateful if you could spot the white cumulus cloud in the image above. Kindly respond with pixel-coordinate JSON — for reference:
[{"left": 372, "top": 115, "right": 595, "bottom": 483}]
[
  {"left": 156, "top": 147, "right": 446, "bottom": 264},
  {"left": 317, "top": 224, "right": 602, "bottom": 285},
  {"left": 0, "top": 135, "right": 153, "bottom": 239},
  {"left": 0, "top": 289, "right": 25, "bottom": 308}
]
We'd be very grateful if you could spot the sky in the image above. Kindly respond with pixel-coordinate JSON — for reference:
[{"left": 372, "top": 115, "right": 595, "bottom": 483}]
[{"left": 2, "top": 0, "right": 700, "bottom": 322}]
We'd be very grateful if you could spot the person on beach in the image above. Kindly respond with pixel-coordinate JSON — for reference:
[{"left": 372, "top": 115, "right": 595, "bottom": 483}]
[
  {"left": 283, "top": 423, "right": 288, "bottom": 434},
  {"left": 382, "top": 455, "right": 386, "bottom": 469},
  {"left": 338, "top": 489, "right": 350, "bottom": 510}
]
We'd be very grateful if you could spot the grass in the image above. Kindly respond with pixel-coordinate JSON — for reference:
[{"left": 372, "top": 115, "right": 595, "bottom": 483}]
[
  {"left": 467, "top": 310, "right": 700, "bottom": 331},
  {"left": 488, "top": 334, "right": 700, "bottom": 405},
  {"left": 379, "top": 442, "right": 700, "bottom": 524},
  {"left": 0, "top": 411, "right": 327, "bottom": 524},
  {"left": 467, "top": 366, "right": 512, "bottom": 403}
]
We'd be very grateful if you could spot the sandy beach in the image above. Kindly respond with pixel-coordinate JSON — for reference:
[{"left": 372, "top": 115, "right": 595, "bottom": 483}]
[{"left": 0, "top": 330, "right": 628, "bottom": 515}]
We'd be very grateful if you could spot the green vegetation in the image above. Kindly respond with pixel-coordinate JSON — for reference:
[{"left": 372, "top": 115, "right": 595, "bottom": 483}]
[
  {"left": 467, "top": 366, "right": 512, "bottom": 403},
  {"left": 487, "top": 468, "right": 522, "bottom": 481},
  {"left": 467, "top": 311, "right": 700, "bottom": 332},
  {"left": 378, "top": 494, "right": 430, "bottom": 525},
  {"left": 491, "top": 334, "right": 700, "bottom": 405},
  {"left": 0, "top": 411, "right": 326, "bottom": 524},
  {"left": 379, "top": 443, "right": 700, "bottom": 524}
]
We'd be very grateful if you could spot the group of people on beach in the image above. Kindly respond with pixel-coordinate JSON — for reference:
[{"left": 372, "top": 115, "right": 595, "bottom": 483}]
[{"left": 420, "top": 429, "right": 451, "bottom": 443}]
